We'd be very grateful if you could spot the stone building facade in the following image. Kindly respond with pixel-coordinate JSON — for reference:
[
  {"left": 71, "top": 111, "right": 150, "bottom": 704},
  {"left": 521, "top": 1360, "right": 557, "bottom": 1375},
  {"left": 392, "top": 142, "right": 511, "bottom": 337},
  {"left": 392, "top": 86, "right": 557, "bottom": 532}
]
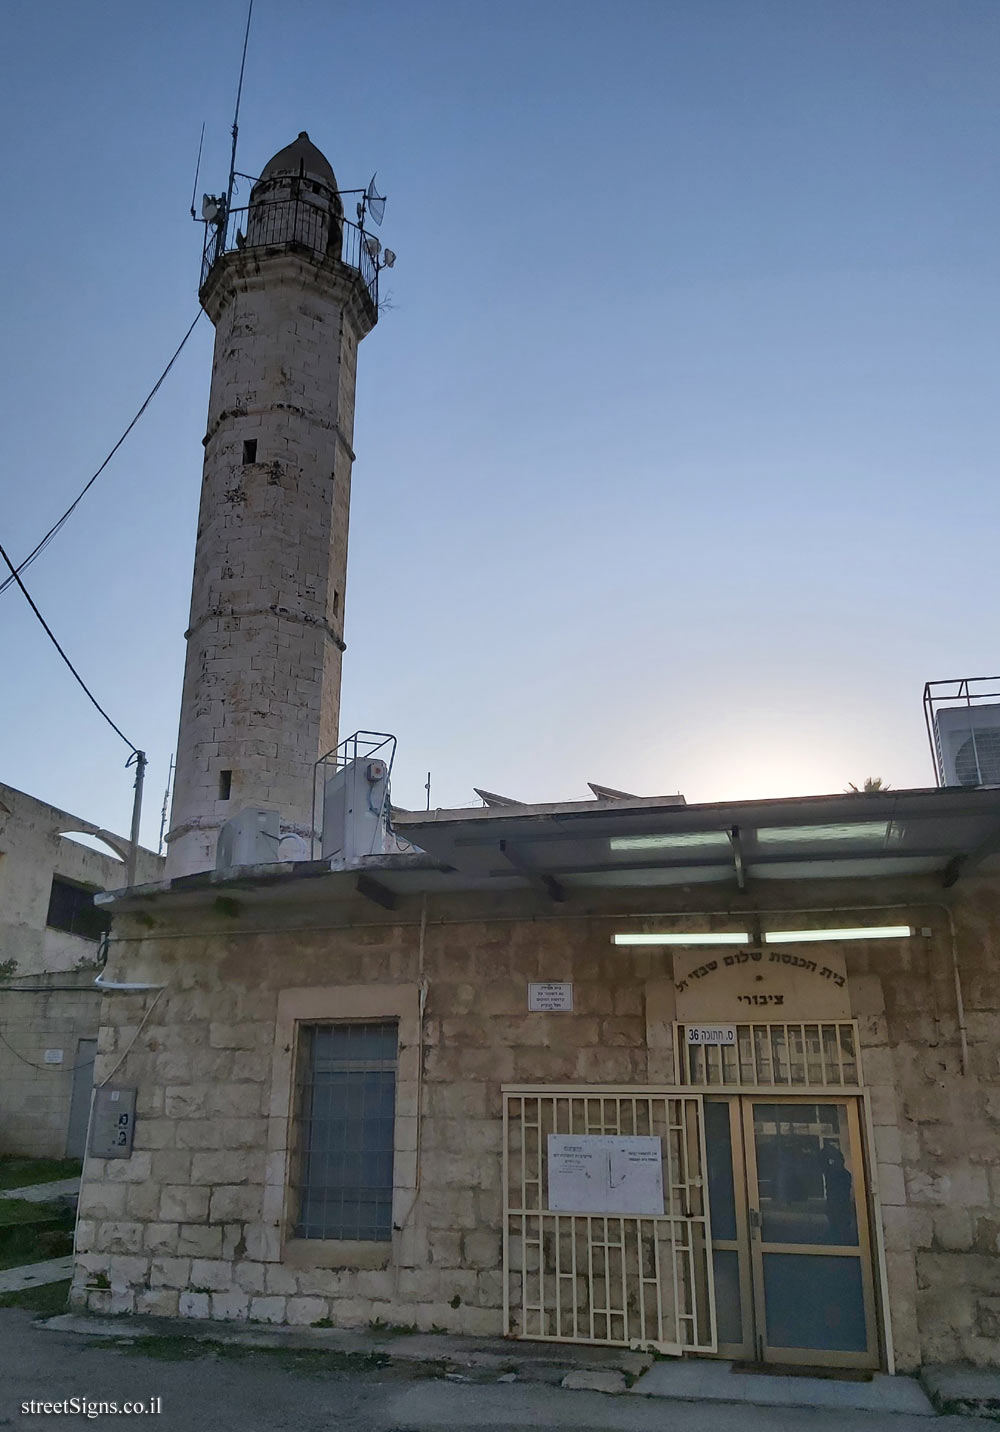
[
  {"left": 71, "top": 787, "right": 1000, "bottom": 1371},
  {"left": 0, "top": 782, "right": 162, "bottom": 1157}
]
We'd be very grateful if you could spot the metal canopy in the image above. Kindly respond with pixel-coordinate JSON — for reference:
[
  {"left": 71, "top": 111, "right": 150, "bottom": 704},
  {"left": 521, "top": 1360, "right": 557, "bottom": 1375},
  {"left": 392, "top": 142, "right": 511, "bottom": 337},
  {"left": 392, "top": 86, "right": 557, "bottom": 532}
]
[
  {"left": 391, "top": 786, "right": 1000, "bottom": 894},
  {"left": 98, "top": 786, "right": 1000, "bottom": 914}
]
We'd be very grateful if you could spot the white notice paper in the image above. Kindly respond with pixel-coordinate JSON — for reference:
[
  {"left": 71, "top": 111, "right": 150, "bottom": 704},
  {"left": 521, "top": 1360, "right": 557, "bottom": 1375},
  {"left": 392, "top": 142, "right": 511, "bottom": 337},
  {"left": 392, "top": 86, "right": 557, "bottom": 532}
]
[{"left": 547, "top": 1134, "right": 665, "bottom": 1215}]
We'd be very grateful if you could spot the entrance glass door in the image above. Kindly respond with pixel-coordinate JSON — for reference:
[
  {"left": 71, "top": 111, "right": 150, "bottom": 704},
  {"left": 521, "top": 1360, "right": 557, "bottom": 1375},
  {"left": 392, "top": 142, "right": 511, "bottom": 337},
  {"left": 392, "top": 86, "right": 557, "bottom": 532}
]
[
  {"left": 744, "top": 1099, "right": 877, "bottom": 1367},
  {"left": 705, "top": 1096, "right": 878, "bottom": 1368}
]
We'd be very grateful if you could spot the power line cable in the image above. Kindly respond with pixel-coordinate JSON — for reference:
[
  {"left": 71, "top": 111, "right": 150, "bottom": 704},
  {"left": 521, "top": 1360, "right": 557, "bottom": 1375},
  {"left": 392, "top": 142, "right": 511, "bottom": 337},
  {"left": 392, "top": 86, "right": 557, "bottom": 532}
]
[
  {"left": 0, "top": 1023, "right": 99, "bottom": 1074},
  {"left": 0, "top": 311, "right": 203, "bottom": 598},
  {"left": 0, "top": 540, "right": 138, "bottom": 755}
]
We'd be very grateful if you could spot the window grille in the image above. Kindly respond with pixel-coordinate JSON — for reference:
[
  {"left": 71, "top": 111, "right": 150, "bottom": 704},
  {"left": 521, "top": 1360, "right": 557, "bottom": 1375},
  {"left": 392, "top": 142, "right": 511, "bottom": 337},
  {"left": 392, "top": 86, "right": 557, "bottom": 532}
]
[
  {"left": 293, "top": 1021, "right": 397, "bottom": 1240},
  {"left": 676, "top": 1022, "right": 861, "bottom": 1089},
  {"left": 46, "top": 877, "right": 110, "bottom": 942}
]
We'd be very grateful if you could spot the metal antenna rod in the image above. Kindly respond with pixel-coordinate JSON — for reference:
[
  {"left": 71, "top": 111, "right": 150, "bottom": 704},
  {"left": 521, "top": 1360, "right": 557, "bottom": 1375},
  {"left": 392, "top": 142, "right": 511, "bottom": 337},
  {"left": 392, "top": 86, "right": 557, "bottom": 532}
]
[
  {"left": 189, "top": 121, "right": 206, "bottom": 219},
  {"left": 225, "top": 0, "right": 255, "bottom": 224}
]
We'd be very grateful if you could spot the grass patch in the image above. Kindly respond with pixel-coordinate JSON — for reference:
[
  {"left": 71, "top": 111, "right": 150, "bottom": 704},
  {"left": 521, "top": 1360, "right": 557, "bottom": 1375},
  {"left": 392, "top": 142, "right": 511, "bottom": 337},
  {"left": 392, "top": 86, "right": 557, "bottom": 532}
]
[
  {"left": 0, "top": 1278, "right": 71, "bottom": 1315},
  {"left": 116, "top": 1336, "right": 394, "bottom": 1376},
  {"left": 0, "top": 1157, "right": 81, "bottom": 1192},
  {"left": 0, "top": 1199, "right": 75, "bottom": 1270},
  {"left": 0, "top": 1198, "right": 70, "bottom": 1226},
  {"left": 369, "top": 1316, "right": 417, "bottom": 1336}
]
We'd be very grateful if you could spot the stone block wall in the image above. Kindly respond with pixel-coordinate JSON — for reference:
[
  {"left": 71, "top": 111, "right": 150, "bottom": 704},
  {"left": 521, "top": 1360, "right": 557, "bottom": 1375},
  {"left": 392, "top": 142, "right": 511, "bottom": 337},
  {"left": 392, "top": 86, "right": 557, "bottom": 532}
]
[
  {"left": 880, "top": 886, "right": 1000, "bottom": 1366},
  {"left": 70, "top": 875, "right": 1000, "bottom": 1368},
  {"left": 165, "top": 249, "right": 374, "bottom": 878},
  {"left": 0, "top": 974, "right": 101, "bottom": 1156},
  {"left": 72, "top": 901, "right": 653, "bottom": 1328}
]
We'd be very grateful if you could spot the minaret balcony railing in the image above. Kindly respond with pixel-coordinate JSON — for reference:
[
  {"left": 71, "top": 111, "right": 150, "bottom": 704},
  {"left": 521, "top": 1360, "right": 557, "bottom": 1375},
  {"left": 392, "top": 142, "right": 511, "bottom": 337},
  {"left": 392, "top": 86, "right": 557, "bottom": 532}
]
[{"left": 201, "top": 198, "right": 379, "bottom": 310}]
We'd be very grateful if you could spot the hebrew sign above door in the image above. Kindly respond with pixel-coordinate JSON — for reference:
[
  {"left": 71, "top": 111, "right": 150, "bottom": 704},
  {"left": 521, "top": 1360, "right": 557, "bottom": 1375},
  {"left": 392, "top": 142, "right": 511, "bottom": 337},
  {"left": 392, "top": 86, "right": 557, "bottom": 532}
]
[{"left": 673, "top": 948, "right": 850, "bottom": 1021}]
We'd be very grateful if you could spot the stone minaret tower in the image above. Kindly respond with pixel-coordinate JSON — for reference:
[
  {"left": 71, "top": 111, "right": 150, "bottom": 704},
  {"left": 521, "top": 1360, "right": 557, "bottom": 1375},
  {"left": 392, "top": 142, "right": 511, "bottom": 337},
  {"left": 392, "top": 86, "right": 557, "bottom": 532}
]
[{"left": 165, "top": 133, "right": 378, "bottom": 878}]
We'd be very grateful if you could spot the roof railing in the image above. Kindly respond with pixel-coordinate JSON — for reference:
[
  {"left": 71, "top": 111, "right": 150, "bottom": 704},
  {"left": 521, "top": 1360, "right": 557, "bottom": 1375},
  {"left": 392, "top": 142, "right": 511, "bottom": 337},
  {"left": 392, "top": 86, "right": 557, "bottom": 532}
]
[{"left": 201, "top": 196, "right": 379, "bottom": 311}]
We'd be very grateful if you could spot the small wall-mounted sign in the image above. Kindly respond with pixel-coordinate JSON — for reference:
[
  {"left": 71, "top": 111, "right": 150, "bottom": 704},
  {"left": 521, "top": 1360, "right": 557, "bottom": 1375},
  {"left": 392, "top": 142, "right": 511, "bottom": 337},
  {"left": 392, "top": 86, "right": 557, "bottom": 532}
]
[
  {"left": 528, "top": 982, "right": 574, "bottom": 1012},
  {"left": 685, "top": 1024, "right": 737, "bottom": 1046},
  {"left": 89, "top": 1086, "right": 137, "bottom": 1159},
  {"left": 43, "top": 1049, "right": 64, "bottom": 1065}
]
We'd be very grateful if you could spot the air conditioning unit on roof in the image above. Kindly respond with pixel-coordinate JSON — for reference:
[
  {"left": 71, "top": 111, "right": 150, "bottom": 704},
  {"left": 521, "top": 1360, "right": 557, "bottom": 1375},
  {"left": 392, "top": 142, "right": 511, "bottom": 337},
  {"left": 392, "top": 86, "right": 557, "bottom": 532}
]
[
  {"left": 934, "top": 703, "right": 1000, "bottom": 787},
  {"left": 216, "top": 807, "right": 280, "bottom": 868},
  {"left": 322, "top": 756, "right": 394, "bottom": 862}
]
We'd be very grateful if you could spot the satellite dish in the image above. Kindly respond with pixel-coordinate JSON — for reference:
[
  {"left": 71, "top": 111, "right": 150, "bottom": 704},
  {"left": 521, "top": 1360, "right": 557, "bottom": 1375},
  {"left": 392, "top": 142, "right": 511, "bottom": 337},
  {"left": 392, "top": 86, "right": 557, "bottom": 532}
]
[
  {"left": 382, "top": 249, "right": 396, "bottom": 269},
  {"left": 366, "top": 173, "right": 386, "bottom": 226},
  {"left": 364, "top": 234, "right": 381, "bottom": 259},
  {"left": 201, "top": 194, "right": 221, "bottom": 224}
]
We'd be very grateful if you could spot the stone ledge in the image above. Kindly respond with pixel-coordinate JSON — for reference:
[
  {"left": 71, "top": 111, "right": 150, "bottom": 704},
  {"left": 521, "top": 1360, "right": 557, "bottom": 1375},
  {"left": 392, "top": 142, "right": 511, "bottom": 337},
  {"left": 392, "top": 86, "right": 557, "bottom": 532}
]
[
  {"left": 630, "top": 1360, "right": 935, "bottom": 1416},
  {"left": 922, "top": 1364, "right": 1000, "bottom": 1418},
  {"left": 41, "top": 1311, "right": 652, "bottom": 1380}
]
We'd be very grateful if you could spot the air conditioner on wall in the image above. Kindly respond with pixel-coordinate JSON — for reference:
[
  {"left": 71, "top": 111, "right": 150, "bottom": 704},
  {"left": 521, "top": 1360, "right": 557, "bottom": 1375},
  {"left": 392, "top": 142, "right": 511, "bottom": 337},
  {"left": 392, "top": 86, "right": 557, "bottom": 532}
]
[{"left": 934, "top": 703, "right": 1000, "bottom": 787}]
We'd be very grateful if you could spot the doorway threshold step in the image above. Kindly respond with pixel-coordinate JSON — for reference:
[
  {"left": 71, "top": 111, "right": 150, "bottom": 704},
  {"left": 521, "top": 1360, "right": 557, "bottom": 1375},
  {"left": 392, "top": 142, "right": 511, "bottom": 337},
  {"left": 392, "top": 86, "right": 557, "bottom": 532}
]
[{"left": 629, "top": 1359, "right": 935, "bottom": 1415}]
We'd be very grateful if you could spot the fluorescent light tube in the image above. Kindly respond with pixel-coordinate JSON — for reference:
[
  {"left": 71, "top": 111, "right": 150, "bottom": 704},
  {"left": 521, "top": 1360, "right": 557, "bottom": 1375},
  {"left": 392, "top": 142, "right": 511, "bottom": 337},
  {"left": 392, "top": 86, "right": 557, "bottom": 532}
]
[
  {"left": 609, "top": 832, "right": 731, "bottom": 852},
  {"left": 764, "top": 925, "right": 912, "bottom": 944},
  {"left": 756, "top": 822, "right": 890, "bottom": 846},
  {"left": 612, "top": 932, "right": 750, "bottom": 946}
]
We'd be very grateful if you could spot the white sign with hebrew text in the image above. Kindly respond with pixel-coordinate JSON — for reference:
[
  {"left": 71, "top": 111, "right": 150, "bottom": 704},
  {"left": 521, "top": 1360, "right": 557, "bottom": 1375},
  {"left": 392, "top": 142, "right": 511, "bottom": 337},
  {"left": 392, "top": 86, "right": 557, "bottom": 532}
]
[
  {"left": 528, "top": 982, "right": 574, "bottom": 1012},
  {"left": 547, "top": 1134, "right": 665, "bottom": 1215}
]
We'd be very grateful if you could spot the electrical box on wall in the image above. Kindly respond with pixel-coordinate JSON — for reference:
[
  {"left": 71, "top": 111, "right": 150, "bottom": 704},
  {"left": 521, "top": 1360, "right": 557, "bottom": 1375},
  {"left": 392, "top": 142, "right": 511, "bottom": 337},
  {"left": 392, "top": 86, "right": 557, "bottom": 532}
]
[{"left": 89, "top": 1086, "right": 136, "bottom": 1158}]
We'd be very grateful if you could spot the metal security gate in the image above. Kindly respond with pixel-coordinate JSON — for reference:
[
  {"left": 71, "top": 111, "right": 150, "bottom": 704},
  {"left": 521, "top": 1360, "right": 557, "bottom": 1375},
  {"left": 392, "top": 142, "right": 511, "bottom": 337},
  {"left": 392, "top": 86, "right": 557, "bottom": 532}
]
[
  {"left": 503, "top": 1087, "right": 716, "bottom": 1353},
  {"left": 676, "top": 1021, "right": 861, "bottom": 1090}
]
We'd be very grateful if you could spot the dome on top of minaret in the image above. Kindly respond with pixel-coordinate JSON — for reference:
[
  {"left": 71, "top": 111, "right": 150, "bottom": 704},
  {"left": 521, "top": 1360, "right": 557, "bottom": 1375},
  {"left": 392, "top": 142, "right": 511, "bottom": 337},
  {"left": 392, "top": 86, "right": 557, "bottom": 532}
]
[{"left": 260, "top": 132, "right": 337, "bottom": 189}]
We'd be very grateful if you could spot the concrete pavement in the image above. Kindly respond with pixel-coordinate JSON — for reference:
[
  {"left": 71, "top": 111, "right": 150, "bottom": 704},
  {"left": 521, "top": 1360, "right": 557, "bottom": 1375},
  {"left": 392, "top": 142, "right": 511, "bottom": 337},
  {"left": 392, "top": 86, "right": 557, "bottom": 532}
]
[
  {"left": 0, "top": 1177, "right": 81, "bottom": 1203},
  {"left": 44, "top": 1311, "right": 937, "bottom": 1418},
  {"left": 0, "top": 1255, "right": 74, "bottom": 1292},
  {"left": 630, "top": 1359, "right": 934, "bottom": 1415},
  {"left": 0, "top": 1308, "right": 981, "bottom": 1432}
]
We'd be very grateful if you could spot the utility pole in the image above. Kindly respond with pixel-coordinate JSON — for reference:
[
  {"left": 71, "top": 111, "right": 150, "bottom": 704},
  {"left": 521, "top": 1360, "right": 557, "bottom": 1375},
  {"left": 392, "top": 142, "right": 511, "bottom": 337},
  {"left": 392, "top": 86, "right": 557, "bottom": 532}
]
[{"left": 126, "top": 750, "right": 147, "bottom": 887}]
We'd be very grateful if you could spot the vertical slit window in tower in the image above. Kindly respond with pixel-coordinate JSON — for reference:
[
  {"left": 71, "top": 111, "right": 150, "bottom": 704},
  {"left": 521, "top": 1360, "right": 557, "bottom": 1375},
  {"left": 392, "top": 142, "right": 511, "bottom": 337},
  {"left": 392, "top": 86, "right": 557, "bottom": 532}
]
[
  {"left": 333, "top": 590, "right": 340, "bottom": 616},
  {"left": 219, "top": 770, "right": 232, "bottom": 801},
  {"left": 242, "top": 439, "right": 258, "bottom": 464}
]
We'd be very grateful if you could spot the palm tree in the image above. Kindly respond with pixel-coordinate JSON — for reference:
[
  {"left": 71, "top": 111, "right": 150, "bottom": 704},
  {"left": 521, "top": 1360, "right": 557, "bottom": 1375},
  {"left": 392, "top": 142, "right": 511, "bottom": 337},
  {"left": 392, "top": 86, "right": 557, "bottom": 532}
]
[{"left": 846, "top": 777, "right": 891, "bottom": 793}]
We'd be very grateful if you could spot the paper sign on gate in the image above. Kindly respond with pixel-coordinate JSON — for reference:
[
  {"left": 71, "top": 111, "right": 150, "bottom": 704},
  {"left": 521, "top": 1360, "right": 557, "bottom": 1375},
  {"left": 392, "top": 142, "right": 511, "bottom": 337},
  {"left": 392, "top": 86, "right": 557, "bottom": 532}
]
[{"left": 547, "top": 1134, "right": 665, "bottom": 1215}]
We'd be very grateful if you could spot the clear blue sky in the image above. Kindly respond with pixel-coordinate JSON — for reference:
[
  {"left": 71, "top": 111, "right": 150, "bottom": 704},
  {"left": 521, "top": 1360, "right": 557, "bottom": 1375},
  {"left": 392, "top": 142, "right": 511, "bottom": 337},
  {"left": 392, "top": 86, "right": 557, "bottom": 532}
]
[{"left": 1, "top": 0, "right": 997, "bottom": 847}]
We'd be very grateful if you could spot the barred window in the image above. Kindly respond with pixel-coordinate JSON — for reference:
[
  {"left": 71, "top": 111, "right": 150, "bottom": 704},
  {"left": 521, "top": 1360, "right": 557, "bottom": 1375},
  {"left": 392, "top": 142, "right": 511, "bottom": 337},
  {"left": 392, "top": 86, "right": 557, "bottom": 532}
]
[{"left": 293, "top": 1021, "right": 397, "bottom": 1241}]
